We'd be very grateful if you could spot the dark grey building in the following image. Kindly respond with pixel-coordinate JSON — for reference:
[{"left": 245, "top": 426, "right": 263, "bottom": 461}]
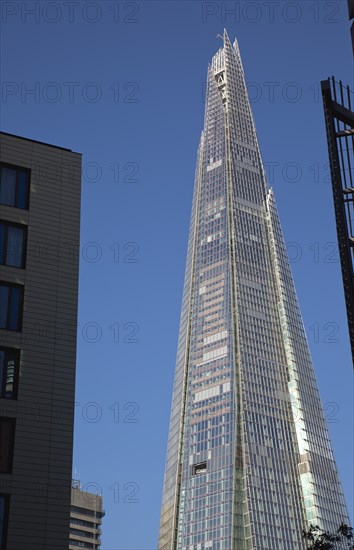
[{"left": 0, "top": 132, "right": 82, "bottom": 549}]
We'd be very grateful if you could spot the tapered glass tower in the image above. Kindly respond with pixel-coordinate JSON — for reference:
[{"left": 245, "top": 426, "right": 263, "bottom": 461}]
[{"left": 158, "top": 31, "right": 349, "bottom": 550}]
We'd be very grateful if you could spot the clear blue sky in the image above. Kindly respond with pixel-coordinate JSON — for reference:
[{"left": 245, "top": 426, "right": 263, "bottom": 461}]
[{"left": 1, "top": 1, "right": 353, "bottom": 547}]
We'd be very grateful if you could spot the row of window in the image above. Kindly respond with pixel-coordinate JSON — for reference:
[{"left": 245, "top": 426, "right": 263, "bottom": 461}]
[
  {"left": 70, "top": 516, "right": 99, "bottom": 529},
  {"left": 69, "top": 539, "right": 99, "bottom": 549},
  {"left": 0, "top": 163, "right": 30, "bottom": 549},
  {"left": 71, "top": 505, "right": 104, "bottom": 519},
  {"left": 70, "top": 527, "right": 95, "bottom": 539}
]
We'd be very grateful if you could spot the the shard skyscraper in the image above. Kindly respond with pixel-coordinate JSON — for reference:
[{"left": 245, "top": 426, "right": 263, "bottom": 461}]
[{"left": 158, "top": 31, "right": 349, "bottom": 550}]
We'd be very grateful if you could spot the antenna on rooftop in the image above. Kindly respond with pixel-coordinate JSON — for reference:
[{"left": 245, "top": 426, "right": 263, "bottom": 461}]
[{"left": 72, "top": 467, "right": 81, "bottom": 489}]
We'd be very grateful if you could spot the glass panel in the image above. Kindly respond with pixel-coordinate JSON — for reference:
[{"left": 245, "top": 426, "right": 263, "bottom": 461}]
[
  {"left": 8, "top": 287, "right": 22, "bottom": 331},
  {"left": 0, "top": 225, "right": 5, "bottom": 264},
  {"left": 0, "top": 287, "right": 9, "bottom": 329},
  {"left": 17, "top": 171, "right": 29, "bottom": 208},
  {"left": 6, "top": 226, "right": 24, "bottom": 268},
  {"left": 0, "top": 168, "right": 16, "bottom": 206},
  {"left": 0, "top": 495, "right": 5, "bottom": 545},
  {"left": 0, "top": 419, "right": 14, "bottom": 472},
  {"left": 0, "top": 352, "right": 4, "bottom": 397}
]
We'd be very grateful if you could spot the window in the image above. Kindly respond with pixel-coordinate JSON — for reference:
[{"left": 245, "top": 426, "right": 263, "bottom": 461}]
[
  {"left": 0, "top": 284, "right": 24, "bottom": 331},
  {"left": 70, "top": 528, "right": 94, "bottom": 539},
  {"left": 192, "top": 461, "right": 207, "bottom": 475},
  {"left": 0, "top": 164, "right": 30, "bottom": 209},
  {"left": 70, "top": 517, "right": 96, "bottom": 529},
  {"left": 0, "top": 348, "right": 20, "bottom": 399},
  {"left": 71, "top": 505, "right": 104, "bottom": 519},
  {"left": 0, "top": 494, "right": 10, "bottom": 550},
  {"left": 0, "top": 418, "right": 15, "bottom": 473},
  {"left": 69, "top": 540, "right": 97, "bottom": 549},
  {"left": 71, "top": 506, "right": 96, "bottom": 517},
  {"left": 0, "top": 222, "right": 27, "bottom": 268}
]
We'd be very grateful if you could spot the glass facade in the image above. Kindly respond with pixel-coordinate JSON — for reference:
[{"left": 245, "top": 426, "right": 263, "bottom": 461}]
[{"left": 158, "top": 31, "right": 349, "bottom": 550}]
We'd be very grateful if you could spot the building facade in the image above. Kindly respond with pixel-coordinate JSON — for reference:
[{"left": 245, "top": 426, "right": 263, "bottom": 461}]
[
  {"left": 0, "top": 132, "right": 81, "bottom": 549},
  {"left": 69, "top": 481, "right": 104, "bottom": 550},
  {"left": 158, "top": 32, "right": 349, "bottom": 550}
]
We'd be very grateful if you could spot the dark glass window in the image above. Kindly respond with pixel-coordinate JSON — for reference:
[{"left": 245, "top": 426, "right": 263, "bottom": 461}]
[
  {"left": 0, "top": 418, "right": 15, "bottom": 473},
  {"left": 70, "top": 528, "right": 94, "bottom": 539},
  {"left": 68, "top": 540, "right": 96, "bottom": 549},
  {"left": 0, "top": 164, "right": 30, "bottom": 209},
  {"left": 71, "top": 505, "right": 96, "bottom": 517},
  {"left": 0, "top": 348, "right": 20, "bottom": 399},
  {"left": 0, "top": 284, "right": 24, "bottom": 331},
  {"left": 0, "top": 222, "right": 27, "bottom": 268},
  {"left": 71, "top": 505, "right": 104, "bottom": 519},
  {"left": 0, "top": 494, "right": 10, "bottom": 550},
  {"left": 70, "top": 517, "right": 96, "bottom": 529}
]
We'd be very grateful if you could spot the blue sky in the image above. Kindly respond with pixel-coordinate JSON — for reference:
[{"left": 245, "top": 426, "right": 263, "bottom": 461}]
[{"left": 1, "top": 1, "right": 353, "bottom": 547}]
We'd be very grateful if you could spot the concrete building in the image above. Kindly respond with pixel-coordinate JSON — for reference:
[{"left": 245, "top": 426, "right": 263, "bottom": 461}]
[
  {"left": 69, "top": 480, "right": 104, "bottom": 550},
  {"left": 0, "top": 132, "right": 82, "bottom": 549}
]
